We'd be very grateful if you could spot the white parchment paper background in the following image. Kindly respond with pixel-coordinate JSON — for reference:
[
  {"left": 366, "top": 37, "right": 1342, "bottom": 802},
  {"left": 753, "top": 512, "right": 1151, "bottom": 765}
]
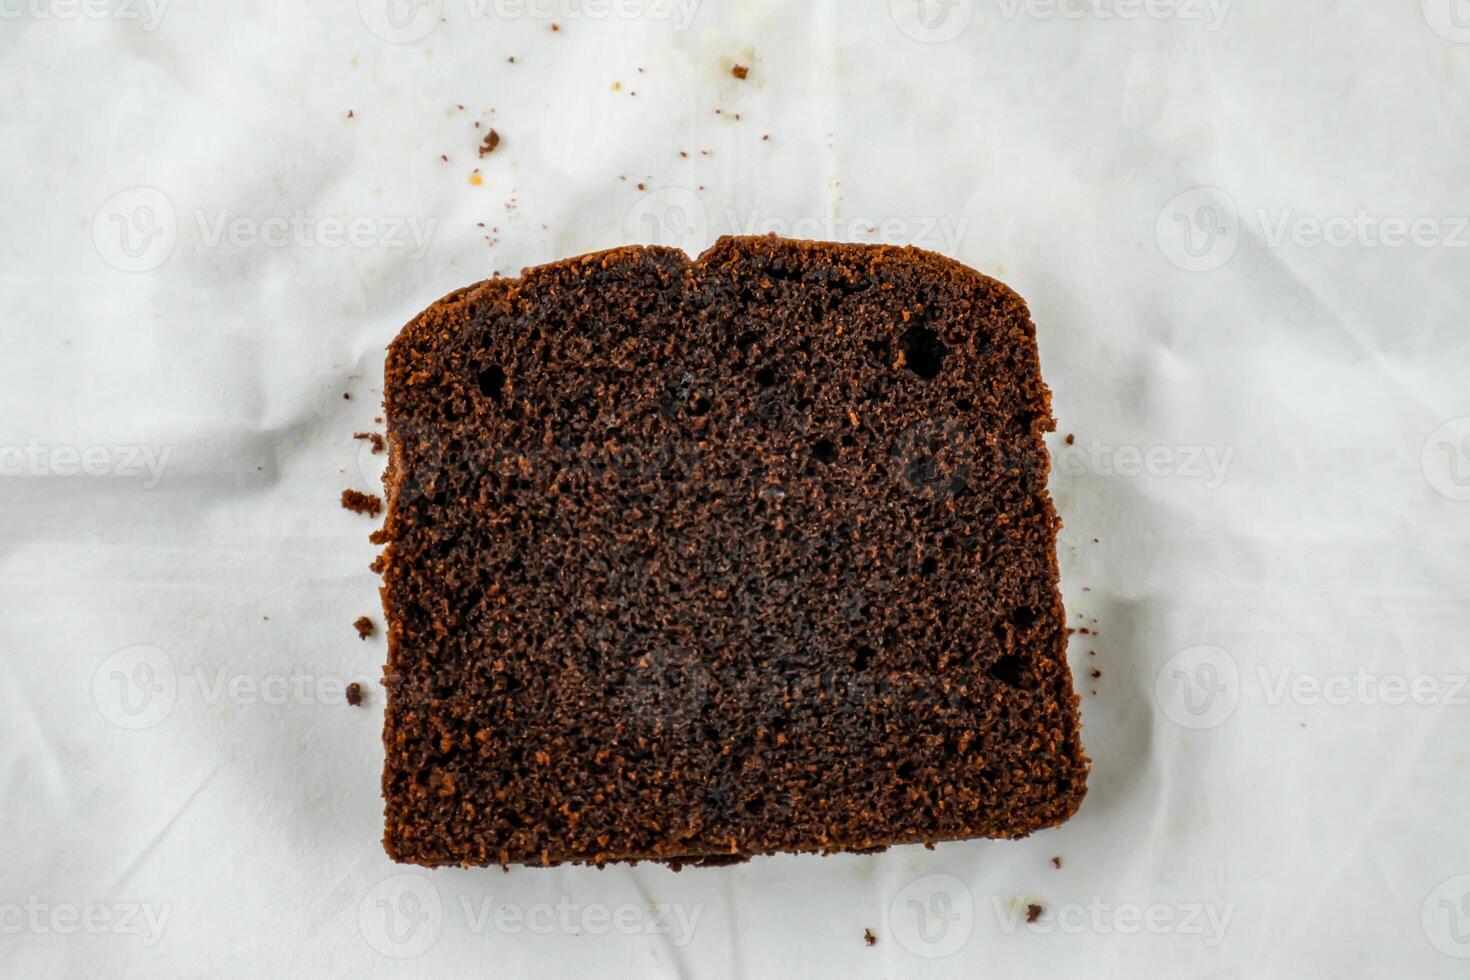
[{"left": 2, "top": 1, "right": 1469, "bottom": 976}]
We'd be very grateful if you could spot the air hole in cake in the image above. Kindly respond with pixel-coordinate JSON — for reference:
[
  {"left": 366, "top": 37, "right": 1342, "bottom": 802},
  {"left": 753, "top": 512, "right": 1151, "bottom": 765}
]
[
  {"left": 689, "top": 396, "right": 712, "bottom": 416},
  {"left": 991, "top": 653, "right": 1027, "bottom": 688},
  {"left": 476, "top": 364, "right": 506, "bottom": 401},
  {"left": 810, "top": 438, "right": 837, "bottom": 464},
  {"left": 754, "top": 366, "right": 777, "bottom": 387},
  {"left": 901, "top": 325, "right": 947, "bottom": 379},
  {"left": 920, "top": 555, "right": 938, "bottom": 575},
  {"left": 853, "top": 644, "right": 875, "bottom": 670},
  {"left": 1010, "top": 605, "right": 1038, "bottom": 628}
]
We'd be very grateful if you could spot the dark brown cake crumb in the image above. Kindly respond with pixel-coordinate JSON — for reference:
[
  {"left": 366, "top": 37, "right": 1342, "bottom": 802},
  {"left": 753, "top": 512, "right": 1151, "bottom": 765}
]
[
  {"left": 479, "top": 128, "right": 501, "bottom": 157},
  {"left": 354, "top": 432, "right": 386, "bottom": 453},
  {"left": 355, "top": 616, "right": 375, "bottom": 639},
  {"left": 341, "top": 489, "right": 382, "bottom": 517},
  {"left": 863, "top": 928, "right": 876, "bottom": 946},
  {"left": 346, "top": 682, "right": 364, "bottom": 707},
  {"left": 1026, "top": 903, "right": 1044, "bottom": 924},
  {"left": 1090, "top": 668, "right": 1101, "bottom": 679},
  {"left": 377, "top": 237, "right": 1088, "bottom": 868},
  {"left": 1065, "top": 433, "right": 1075, "bottom": 445},
  {"left": 1052, "top": 856, "right": 1062, "bottom": 869},
  {"left": 731, "top": 64, "right": 749, "bottom": 80}
]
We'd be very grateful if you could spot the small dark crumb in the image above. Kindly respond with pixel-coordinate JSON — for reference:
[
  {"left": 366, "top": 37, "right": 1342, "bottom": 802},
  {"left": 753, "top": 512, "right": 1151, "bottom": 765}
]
[
  {"left": 508, "top": 56, "right": 515, "bottom": 63},
  {"left": 1090, "top": 668, "right": 1101, "bottom": 679},
  {"left": 732, "top": 64, "right": 749, "bottom": 80},
  {"left": 341, "top": 489, "right": 383, "bottom": 517},
  {"left": 863, "top": 928, "right": 876, "bottom": 947},
  {"left": 440, "top": 154, "right": 448, "bottom": 162},
  {"left": 343, "top": 392, "right": 351, "bottom": 400},
  {"left": 374, "top": 416, "right": 383, "bottom": 424},
  {"left": 355, "top": 616, "right": 375, "bottom": 640},
  {"left": 346, "top": 682, "right": 364, "bottom": 707},
  {"left": 346, "top": 109, "right": 354, "bottom": 119},
  {"left": 679, "top": 150, "right": 688, "bottom": 158},
  {"left": 354, "top": 432, "right": 386, "bottom": 453},
  {"left": 762, "top": 134, "right": 770, "bottom": 141},
  {"left": 1078, "top": 627, "right": 1091, "bottom": 635},
  {"left": 1026, "top": 903, "right": 1044, "bottom": 924},
  {"left": 479, "top": 128, "right": 501, "bottom": 156},
  {"left": 550, "top": 22, "right": 559, "bottom": 30},
  {"left": 637, "top": 183, "right": 646, "bottom": 191},
  {"left": 1065, "top": 433, "right": 1075, "bottom": 445},
  {"left": 1051, "top": 856, "right": 1062, "bottom": 869}
]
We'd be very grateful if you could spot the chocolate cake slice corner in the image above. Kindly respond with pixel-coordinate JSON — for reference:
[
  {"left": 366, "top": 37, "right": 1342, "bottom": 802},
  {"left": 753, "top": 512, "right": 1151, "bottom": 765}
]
[{"left": 376, "top": 236, "right": 1088, "bottom": 868}]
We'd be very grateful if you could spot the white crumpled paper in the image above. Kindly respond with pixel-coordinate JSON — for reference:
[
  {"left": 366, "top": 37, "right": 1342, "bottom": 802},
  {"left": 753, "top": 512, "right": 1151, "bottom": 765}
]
[{"left": 3, "top": 1, "right": 1469, "bottom": 976}]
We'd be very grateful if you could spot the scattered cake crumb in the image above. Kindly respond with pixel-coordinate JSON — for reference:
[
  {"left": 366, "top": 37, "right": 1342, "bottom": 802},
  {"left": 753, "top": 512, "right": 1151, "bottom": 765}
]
[
  {"left": 1065, "top": 433, "right": 1075, "bottom": 445},
  {"left": 346, "top": 682, "right": 364, "bottom": 707},
  {"left": 354, "top": 432, "right": 386, "bottom": 453},
  {"left": 550, "top": 22, "right": 559, "bottom": 30},
  {"left": 355, "top": 616, "right": 375, "bottom": 640},
  {"left": 342, "top": 392, "right": 351, "bottom": 400},
  {"left": 1051, "top": 856, "right": 1062, "bottom": 869},
  {"left": 1026, "top": 903, "right": 1044, "bottom": 924},
  {"left": 731, "top": 64, "right": 749, "bottom": 80},
  {"left": 479, "top": 128, "right": 501, "bottom": 156},
  {"left": 1090, "top": 668, "right": 1101, "bottom": 679},
  {"left": 341, "top": 489, "right": 383, "bottom": 517},
  {"left": 863, "top": 928, "right": 876, "bottom": 946},
  {"left": 346, "top": 109, "right": 354, "bottom": 119}
]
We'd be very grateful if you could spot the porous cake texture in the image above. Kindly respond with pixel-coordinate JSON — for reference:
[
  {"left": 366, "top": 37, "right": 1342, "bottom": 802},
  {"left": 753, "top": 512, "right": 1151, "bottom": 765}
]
[{"left": 377, "top": 236, "right": 1087, "bottom": 868}]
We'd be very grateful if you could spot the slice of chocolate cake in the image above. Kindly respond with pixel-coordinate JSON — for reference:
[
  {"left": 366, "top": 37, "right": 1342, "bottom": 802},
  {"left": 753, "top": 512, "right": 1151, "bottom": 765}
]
[{"left": 377, "top": 236, "right": 1087, "bottom": 868}]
